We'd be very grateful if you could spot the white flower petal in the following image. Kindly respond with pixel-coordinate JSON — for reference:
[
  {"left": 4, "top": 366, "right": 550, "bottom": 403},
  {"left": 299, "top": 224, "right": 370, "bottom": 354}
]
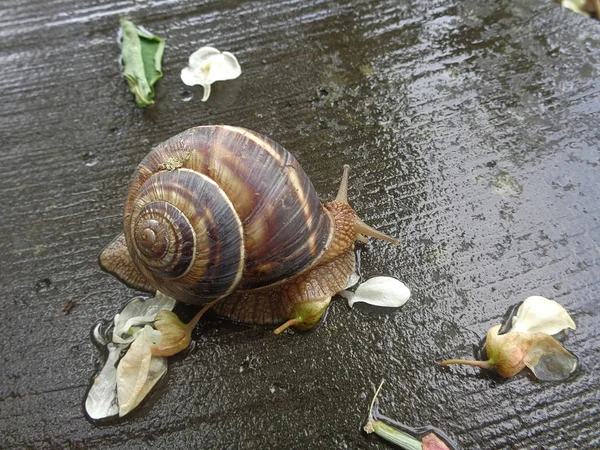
[
  {"left": 116, "top": 325, "right": 167, "bottom": 417},
  {"left": 343, "top": 276, "right": 410, "bottom": 308},
  {"left": 509, "top": 296, "right": 576, "bottom": 335},
  {"left": 204, "top": 52, "right": 242, "bottom": 83},
  {"left": 180, "top": 66, "right": 202, "bottom": 86},
  {"left": 113, "top": 292, "right": 176, "bottom": 344},
  {"left": 188, "top": 46, "right": 220, "bottom": 68}
]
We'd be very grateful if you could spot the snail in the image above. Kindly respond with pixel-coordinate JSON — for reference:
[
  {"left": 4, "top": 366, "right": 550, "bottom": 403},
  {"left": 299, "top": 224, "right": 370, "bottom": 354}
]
[{"left": 100, "top": 125, "right": 399, "bottom": 332}]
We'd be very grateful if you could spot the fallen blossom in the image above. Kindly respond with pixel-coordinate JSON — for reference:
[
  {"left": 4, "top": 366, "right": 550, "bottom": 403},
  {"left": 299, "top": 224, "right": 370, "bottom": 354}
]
[
  {"left": 180, "top": 46, "right": 241, "bottom": 101},
  {"left": 442, "top": 297, "right": 578, "bottom": 380}
]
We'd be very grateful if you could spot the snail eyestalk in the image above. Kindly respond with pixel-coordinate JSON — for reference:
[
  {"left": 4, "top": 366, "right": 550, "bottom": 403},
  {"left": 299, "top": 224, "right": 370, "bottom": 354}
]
[
  {"left": 354, "top": 217, "right": 400, "bottom": 246},
  {"left": 336, "top": 164, "right": 351, "bottom": 203}
]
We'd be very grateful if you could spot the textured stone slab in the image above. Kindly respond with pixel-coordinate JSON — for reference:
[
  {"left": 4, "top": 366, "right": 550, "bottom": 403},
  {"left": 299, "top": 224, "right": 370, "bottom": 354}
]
[{"left": 1, "top": 0, "right": 599, "bottom": 448}]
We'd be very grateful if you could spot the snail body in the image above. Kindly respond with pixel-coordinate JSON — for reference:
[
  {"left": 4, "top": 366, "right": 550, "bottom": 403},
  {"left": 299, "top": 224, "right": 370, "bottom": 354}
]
[{"left": 100, "top": 125, "right": 398, "bottom": 331}]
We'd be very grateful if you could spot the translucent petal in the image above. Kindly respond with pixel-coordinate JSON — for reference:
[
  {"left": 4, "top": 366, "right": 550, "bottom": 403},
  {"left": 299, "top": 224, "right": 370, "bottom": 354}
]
[
  {"left": 113, "top": 292, "right": 176, "bottom": 344},
  {"left": 85, "top": 342, "right": 126, "bottom": 420},
  {"left": 524, "top": 333, "right": 578, "bottom": 381},
  {"left": 116, "top": 325, "right": 167, "bottom": 417},
  {"left": 509, "top": 296, "right": 576, "bottom": 335},
  {"left": 343, "top": 276, "right": 410, "bottom": 308}
]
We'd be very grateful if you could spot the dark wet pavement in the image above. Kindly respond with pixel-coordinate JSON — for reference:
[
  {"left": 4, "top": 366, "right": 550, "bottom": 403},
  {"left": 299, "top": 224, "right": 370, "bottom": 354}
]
[{"left": 1, "top": 1, "right": 599, "bottom": 448}]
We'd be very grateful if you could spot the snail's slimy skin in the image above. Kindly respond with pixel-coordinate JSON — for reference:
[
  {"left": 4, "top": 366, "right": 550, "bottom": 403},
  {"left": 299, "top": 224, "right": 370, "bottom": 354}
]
[{"left": 99, "top": 125, "right": 399, "bottom": 331}]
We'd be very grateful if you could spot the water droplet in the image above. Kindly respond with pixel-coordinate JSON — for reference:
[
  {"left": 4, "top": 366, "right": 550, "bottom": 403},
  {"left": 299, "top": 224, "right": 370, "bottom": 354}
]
[
  {"left": 239, "top": 355, "right": 258, "bottom": 373},
  {"left": 35, "top": 278, "right": 53, "bottom": 293},
  {"left": 181, "top": 90, "right": 193, "bottom": 102},
  {"left": 91, "top": 319, "right": 113, "bottom": 347},
  {"left": 83, "top": 152, "right": 99, "bottom": 167},
  {"left": 268, "top": 381, "right": 289, "bottom": 393}
]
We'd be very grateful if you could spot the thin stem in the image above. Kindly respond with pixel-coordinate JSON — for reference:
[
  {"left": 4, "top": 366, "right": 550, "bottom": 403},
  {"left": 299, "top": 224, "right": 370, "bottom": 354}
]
[
  {"left": 273, "top": 318, "right": 300, "bottom": 335},
  {"left": 368, "top": 379, "right": 385, "bottom": 421},
  {"left": 186, "top": 298, "right": 220, "bottom": 331},
  {"left": 441, "top": 359, "right": 491, "bottom": 369}
]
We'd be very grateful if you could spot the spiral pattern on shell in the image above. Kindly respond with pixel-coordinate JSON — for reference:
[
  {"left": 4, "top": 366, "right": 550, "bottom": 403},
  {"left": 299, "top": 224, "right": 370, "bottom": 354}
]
[{"left": 123, "top": 126, "right": 334, "bottom": 305}]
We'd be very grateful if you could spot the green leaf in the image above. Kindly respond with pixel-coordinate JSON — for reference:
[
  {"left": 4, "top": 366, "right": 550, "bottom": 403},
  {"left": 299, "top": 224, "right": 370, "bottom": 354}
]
[{"left": 120, "top": 19, "right": 165, "bottom": 107}]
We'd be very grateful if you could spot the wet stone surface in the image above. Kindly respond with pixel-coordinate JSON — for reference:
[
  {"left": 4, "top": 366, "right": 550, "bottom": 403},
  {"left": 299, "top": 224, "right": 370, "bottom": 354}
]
[{"left": 1, "top": 0, "right": 599, "bottom": 448}]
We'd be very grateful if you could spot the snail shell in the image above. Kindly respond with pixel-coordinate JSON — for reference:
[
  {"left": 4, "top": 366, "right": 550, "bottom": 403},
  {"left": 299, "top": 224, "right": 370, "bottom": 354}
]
[{"left": 100, "top": 125, "right": 399, "bottom": 328}]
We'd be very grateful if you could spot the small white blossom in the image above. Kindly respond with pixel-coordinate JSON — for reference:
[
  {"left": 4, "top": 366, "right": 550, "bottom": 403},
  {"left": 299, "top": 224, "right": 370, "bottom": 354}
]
[
  {"left": 180, "top": 47, "right": 241, "bottom": 101},
  {"left": 443, "top": 297, "right": 578, "bottom": 381}
]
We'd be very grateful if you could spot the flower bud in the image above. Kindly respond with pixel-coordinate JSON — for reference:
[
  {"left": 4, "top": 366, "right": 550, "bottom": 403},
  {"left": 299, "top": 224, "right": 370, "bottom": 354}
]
[
  {"left": 150, "top": 310, "right": 193, "bottom": 357},
  {"left": 442, "top": 325, "right": 578, "bottom": 380}
]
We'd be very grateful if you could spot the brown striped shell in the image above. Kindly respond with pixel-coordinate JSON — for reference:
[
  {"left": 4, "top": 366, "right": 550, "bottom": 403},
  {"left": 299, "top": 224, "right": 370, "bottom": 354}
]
[{"left": 123, "top": 125, "right": 334, "bottom": 305}]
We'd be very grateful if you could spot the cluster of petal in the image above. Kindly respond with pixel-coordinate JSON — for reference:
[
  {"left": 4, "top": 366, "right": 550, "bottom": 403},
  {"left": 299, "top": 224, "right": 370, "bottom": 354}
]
[
  {"left": 113, "top": 292, "right": 176, "bottom": 344},
  {"left": 442, "top": 296, "right": 578, "bottom": 380},
  {"left": 180, "top": 47, "right": 241, "bottom": 101},
  {"left": 85, "top": 292, "right": 182, "bottom": 419},
  {"left": 341, "top": 276, "right": 411, "bottom": 308}
]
